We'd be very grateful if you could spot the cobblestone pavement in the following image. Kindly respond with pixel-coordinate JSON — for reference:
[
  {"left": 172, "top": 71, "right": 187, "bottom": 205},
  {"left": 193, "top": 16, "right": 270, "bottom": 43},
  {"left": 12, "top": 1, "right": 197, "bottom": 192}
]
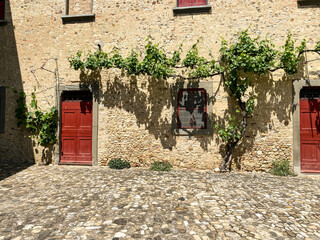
[{"left": 0, "top": 165, "right": 320, "bottom": 240}]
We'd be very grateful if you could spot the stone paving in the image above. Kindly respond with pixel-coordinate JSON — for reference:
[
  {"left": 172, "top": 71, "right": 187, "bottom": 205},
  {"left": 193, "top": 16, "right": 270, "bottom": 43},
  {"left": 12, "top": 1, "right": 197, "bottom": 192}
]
[{"left": 0, "top": 165, "right": 320, "bottom": 240}]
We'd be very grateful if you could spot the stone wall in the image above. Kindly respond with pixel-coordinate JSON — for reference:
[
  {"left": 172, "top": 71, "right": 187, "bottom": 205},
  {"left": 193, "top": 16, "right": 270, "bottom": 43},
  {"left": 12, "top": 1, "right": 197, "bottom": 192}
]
[{"left": 0, "top": 0, "right": 319, "bottom": 171}]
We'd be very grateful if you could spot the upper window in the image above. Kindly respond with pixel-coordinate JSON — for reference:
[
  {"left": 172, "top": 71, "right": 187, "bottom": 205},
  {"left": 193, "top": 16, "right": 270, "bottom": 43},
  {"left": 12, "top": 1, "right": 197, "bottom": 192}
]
[
  {"left": 177, "top": 88, "right": 207, "bottom": 129},
  {"left": 173, "top": 0, "right": 211, "bottom": 13},
  {"left": 178, "top": 0, "right": 207, "bottom": 7},
  {"left": 0, "top": 0, "right": 5, "bottom": 20},
  {"left": 67, "top": 0, "right": 92, "bottom": 15},
  {"left": 62, "top": 0, "right": 95, "bottom": 23}
]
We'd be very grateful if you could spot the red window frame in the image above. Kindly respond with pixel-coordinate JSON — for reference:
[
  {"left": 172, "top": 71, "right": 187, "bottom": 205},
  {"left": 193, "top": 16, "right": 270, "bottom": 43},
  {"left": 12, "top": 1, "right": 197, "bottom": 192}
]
[
  {"left": 177, "top": 88, "right": 207, "bottom": 129},
  {"left": 0, "top": 0, "right": 4, "bottom": 20},
  {"left": 178, "top": 0, "right": 207, "bottom": 7}
]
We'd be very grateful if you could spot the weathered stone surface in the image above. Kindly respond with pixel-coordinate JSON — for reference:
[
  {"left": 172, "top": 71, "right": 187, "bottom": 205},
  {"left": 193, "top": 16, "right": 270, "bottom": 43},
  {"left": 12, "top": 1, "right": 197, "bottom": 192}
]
[
  {"left": 0, "top": 165, "right": 319, "bottom": 239},
  {"left": 0, "top": 0, "right": 320, "bottom": 171}
]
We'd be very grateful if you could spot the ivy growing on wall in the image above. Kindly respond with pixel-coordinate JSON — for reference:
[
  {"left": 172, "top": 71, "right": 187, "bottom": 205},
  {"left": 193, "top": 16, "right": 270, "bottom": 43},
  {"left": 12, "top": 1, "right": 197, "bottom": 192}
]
[
  {"left": 69, "top": 30, "right": 320, "bottom": 172},
  {"left": 15, "top": 91, "right": 58, "bottom": 147}
]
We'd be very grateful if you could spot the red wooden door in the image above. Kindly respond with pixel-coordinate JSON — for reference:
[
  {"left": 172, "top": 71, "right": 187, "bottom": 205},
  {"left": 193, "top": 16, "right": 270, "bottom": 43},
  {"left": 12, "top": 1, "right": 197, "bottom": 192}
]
[
  {"left": 60, "top": 101, "right": 92, "bottom": 165},
  {"left": 300, "top": 98, "right": 320, "bottom": 172}
]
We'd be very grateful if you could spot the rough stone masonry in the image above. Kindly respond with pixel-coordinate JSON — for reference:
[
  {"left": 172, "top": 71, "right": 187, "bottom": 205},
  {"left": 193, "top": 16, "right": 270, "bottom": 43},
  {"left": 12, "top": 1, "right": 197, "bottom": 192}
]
[{"left": 0, "top": 0, "right": 319, "bottom": 172}]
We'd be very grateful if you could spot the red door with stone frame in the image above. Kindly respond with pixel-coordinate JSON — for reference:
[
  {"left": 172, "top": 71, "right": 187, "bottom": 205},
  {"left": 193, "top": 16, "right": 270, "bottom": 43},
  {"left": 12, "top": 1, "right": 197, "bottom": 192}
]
[
  {"left": 60, "top": 91, "right": 93, "bottom": 165},
  {"left": 300, "top": 87, "right": 320, "bottom": 172}
]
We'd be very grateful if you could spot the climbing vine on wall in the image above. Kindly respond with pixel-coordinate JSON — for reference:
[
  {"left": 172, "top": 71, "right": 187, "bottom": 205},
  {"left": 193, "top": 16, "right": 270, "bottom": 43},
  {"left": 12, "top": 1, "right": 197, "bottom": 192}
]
[
  {"left": 69, "top": 30, "right": 320, "bottom": 172},
  {"left": 15, "top": 91, "right": 58, "bottom": 147}
]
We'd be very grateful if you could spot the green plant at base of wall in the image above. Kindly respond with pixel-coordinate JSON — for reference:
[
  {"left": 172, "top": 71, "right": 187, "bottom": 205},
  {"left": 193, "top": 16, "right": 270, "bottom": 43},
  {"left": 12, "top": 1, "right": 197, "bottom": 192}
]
[
  {"left": 15, "top": 91, "right": 58, "bottom": 147},
  {"left": 150, "top": 161, "right": 173, "bottom": 172},
  {"left": 315, "top": 41, "right": 320, "bottom": 51},
  {"left": 69, "top": 30, "right": 320, "bottom": 172},
  {"left": 108, "top": 158, "right": 131, "bottom": 169},
  {"left": 271, "top": 159, "right": 297, "bottom": 177}
]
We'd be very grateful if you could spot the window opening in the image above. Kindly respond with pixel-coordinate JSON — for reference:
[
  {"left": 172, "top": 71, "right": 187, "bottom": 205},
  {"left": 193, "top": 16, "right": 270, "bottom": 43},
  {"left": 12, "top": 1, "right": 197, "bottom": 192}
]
[
  {"left": 178, "top": 0, "right": 207, "bottom": 7},
  {"left": 66, "top": 0, "right": 93, "bottom": 15},
  {"left": 0, "top": 0, "right": 5, "bottom": 20},
  {"left": 0, "top": 87, "right": 5, "bottom": 133},
  {"left": 177, "top": 88, "right": 207, "bottom": 129}
]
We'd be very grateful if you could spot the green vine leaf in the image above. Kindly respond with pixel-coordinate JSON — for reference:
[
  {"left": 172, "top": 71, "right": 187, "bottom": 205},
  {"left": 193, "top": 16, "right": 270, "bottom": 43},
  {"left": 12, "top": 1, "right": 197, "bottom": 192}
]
[
  {"left": 68, "top": 30, "right": 320, "bottom": 162},
  {"left": 215, "top": 116, "right": 243, "bottom": 143},
  {"left": 315, "top": 41, "right": 320, "bottom": 51},
  {"left": 15, "top": 92, "right": 58, "bottom": 147}
]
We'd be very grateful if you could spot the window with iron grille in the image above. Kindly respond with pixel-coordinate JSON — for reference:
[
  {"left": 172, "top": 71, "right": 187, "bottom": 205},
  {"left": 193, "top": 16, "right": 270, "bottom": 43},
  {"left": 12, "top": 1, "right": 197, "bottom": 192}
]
[{"left": 177, "top": 89, "right": 207, "bottom": 129}]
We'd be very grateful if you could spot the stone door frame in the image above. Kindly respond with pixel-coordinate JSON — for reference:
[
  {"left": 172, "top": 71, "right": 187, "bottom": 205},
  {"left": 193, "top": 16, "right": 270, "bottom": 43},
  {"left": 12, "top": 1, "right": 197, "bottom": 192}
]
[
  {"left": 293, "top": 79, "right": 320, "bottom": 174},
  {"left": 54, "top": 84, "right": 99, "bottom": 166}
]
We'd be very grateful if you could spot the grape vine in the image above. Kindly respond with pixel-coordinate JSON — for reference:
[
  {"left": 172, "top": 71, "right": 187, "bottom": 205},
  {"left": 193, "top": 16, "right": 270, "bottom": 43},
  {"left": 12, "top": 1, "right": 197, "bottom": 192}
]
[{"left": 69, "top": 30, "right": 320, "bottom": 172}]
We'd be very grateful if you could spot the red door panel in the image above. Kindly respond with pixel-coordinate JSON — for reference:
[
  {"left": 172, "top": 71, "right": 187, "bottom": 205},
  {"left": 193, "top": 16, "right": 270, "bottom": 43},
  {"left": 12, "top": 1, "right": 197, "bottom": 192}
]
[
  {"left": 63, "top": 111, "right": 77, "bottom": 128},
  {"left": 61, "top": 137, "right": 77, "bottom": 162},
  {"left": 60, "top": 101, "right": 92, "bottom": 165},
  {"left": 300, "top": 98, "right": 320, "bottom": 172},
  {"left": 78, "top": 138, "right": 92, "bottom": 162}
]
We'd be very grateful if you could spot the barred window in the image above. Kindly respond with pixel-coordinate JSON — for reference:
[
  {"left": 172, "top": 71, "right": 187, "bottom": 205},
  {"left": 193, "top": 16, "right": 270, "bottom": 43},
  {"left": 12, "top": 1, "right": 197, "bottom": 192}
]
[{"left": 177, "top": 89, "right": 207, "bottom": 129}]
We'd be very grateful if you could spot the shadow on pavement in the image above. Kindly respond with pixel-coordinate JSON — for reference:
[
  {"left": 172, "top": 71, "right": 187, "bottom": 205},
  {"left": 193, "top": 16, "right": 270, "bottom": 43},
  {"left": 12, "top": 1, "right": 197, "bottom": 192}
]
[{"left": 0, "top": 160, "right": 34, "bottom": 181}]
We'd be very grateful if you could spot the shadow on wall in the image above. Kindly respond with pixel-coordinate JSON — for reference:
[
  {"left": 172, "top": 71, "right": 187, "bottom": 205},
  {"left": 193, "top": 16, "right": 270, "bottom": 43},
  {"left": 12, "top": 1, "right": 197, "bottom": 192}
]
[
  {"left": 80, "top": 69, "right": 218, "bottom": 154},
  {"left": 232, "top": 73, "right": 294, "bottom": 169},
  {"left": 79, "top": 64, "right": 299, "bottom": 169},
  {"left": 220, "top": 59, "right": 305, "bottom": 169},
  {"left": 100, "top": 72, "right": 178, "bottom": 150},
  {"left": 0, "top": 0, "right": 35, "bottom": 180}
]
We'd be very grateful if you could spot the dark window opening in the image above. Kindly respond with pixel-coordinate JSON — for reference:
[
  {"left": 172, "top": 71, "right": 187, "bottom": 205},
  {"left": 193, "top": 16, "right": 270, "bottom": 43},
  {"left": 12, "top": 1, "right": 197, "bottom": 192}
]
[
  {"left": 0, "top": 87, "right": 6, "bottom": 133},
  {"left": 0, "top": 0, "right": 5, "bottom": 20},
  {"left": 177, "top": 88, "right": 207, "bottom": 129},
  {"left": 298, "top": 0, "right": 320, "bottom": 7}
]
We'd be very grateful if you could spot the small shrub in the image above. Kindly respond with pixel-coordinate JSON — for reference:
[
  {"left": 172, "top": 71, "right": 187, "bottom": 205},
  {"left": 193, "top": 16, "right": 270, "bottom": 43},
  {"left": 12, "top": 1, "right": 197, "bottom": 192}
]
[
  {"left": 150, "top": 161, "right": 173, "bottom": 172},
  {"left": 108, "top": 158, "right": 131, "bottom": 169},
  {"left": 271, "top": 159, "right": 296, "bottom": 176}
]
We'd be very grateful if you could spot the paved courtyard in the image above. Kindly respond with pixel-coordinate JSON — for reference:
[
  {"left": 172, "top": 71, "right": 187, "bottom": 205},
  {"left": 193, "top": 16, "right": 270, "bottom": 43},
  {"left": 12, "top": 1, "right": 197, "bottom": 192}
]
[{"left": 0, "top": 165, "right": 320, "bottom": 240}]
